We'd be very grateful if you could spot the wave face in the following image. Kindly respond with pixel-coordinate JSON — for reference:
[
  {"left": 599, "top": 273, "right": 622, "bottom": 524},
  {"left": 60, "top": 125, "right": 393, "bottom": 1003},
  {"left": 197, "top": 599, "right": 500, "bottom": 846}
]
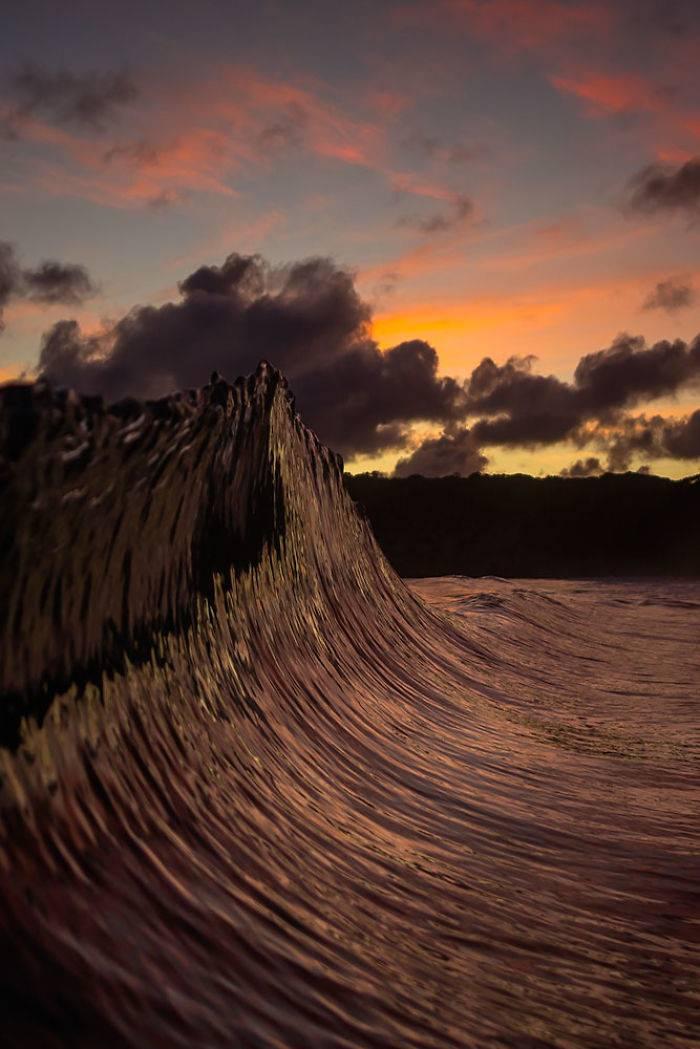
[{"left": 1, "top": 364, "right": 698, "bottom": 1049}]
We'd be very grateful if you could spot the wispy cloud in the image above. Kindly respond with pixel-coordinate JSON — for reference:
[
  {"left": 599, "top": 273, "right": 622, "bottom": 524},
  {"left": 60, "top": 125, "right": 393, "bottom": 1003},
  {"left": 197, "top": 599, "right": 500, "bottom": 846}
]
[
  {"left": 2, "top": 64, "right": 138, "bottom": 135},
  {"left": 624, "top": 157, "right": 700, "bottom": 221},
  {"left": 397, "top": 192, "right": 474, "bottom": 234},
  {"left": 0, "top": 240, "right": 98, "bottom": 332},
  {"left": 551, "top": 71, "right": 669, "bottom": 117},
  {"left": 1, "top": 64, "right": 399, "bottom": 210},
  {"left": 1, "top": 59, "right": 490, "bottom": 223},
  {"left": 416, "top": 0, "right": 614, "bottom": 55},
  {"left": 401, "top": 131, "right": 485, "bottom": 166},
  {"left": 643, "top": 276, "right": 696, "bottom": 313}
]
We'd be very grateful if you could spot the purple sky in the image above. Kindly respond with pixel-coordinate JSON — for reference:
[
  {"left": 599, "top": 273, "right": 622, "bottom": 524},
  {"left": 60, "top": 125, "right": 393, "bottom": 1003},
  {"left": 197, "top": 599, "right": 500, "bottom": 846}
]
[{"left": 1, "top": 0, "right": 699, "bottom": 476}]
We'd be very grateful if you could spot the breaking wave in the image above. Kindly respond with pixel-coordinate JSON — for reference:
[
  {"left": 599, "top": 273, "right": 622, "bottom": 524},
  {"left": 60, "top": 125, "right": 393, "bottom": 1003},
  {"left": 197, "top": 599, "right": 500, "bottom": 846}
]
[{"left": 1, "top": 364, "right": 698, "bottom": 1049}]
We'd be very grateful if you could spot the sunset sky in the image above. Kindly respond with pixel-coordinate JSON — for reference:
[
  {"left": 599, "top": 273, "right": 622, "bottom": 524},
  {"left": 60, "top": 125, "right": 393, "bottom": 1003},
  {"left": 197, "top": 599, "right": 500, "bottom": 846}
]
[{"left": 1, "top": 0, "right": 699, "bottom": 477}]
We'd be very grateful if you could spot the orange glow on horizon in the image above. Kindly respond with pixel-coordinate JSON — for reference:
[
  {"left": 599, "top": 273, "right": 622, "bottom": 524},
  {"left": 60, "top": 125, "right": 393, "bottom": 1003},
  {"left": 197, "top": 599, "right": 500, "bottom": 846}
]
[
  {"left": 372, "top": 298, "right": 566, "bottom": 349},
  {"left": 0, "top": 363, "right": 26, "bottom": 385}
]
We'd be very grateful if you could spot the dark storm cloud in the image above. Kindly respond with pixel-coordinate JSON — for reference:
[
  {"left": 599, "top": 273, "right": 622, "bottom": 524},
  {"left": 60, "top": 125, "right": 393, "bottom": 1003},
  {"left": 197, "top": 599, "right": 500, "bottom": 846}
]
[
  {"left": 22, "top": 260, "right": 97, "bottom": 304},
  {"left": 466, "top": 355, "right": 579, "bottom": 445},
  {"left": 462, "top": 334, "right": 700, "bottom": 448},
  {"left": 624, "top": 158, "right": 700, "bottom": 220},
  {"left": 292, "top": 339, "right": 467, "bottom": 455},
  {"left": 573, "top": 333, "right": 700, "bottom": 410},
  {"left": 38, "top": 253, "right": 467, "bottom": 458},
  {"left": 587, "top": 409, "right": 700, "bottom": 471},
  {"left": 642, "top": 278, "right": 696, "bottom": 313},
  {"left": 560, "top": 456, "right": 603, "bottom": 478},
  {"left": 394, "top": 425, "right": 487, "bottom": 477},
  {"left": 663, "top": 410, "right": 700, "bottom": 458},
  {"left": 0, "top": 241, "right": 97, "bottom": 331},
  {"left": 7, "top": 64, "right": 138, "bottom": 132},
  {"left": 398, "top": 193, "right": 474, "bottom": 234},
  {"left": 602, "top": 417, "right": 662, "bottom": 471},
  {"left": 37, "top": 249, "right": 700, "bottom": 468}
]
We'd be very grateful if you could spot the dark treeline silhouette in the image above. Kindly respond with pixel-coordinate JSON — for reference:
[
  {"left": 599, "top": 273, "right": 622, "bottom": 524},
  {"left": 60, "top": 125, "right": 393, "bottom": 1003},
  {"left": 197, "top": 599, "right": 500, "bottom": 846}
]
[{"left": 345, "top": 472, "right": 700, "bottom": 578}]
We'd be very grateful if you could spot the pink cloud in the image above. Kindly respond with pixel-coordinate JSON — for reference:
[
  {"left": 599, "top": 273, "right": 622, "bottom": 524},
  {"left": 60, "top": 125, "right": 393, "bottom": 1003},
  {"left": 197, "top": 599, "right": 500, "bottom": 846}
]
[
  {"left": 364, "top": 89, "right": 412, "bottom": 118},
  {"left": 551, "top": 69, "right": 700, "bottom": 157},
  {"left": 2, "top": 100, "right": 242, "bottom": 208},
  {"left": 423, "top": 0, "right": 614, "bottom": 54},
  {"left": 388, "top": 171, "right": 459, "bottom": 202},
  {"left": 2, "top": 66, "right": 399, "bottom": 210},
  {"left": 204, "top": 67, "right": 386, "bottom": 169},
  {"left": 2, "top": 62, "right": 481, "bottom": 222},
  {"left": 551, "top": 72, "right": 667, "bottom": 117}
]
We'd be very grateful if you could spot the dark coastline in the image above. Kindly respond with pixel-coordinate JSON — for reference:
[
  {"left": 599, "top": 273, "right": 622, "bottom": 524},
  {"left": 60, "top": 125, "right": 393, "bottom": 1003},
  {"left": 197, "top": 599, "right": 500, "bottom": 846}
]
[{"left": 345, "top": 471, "right": 700, "bottom": 579}]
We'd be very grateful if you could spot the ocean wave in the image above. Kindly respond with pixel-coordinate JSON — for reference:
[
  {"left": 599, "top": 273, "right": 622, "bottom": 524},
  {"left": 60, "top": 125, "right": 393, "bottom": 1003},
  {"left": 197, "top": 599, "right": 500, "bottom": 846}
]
[{"left": 1, "top": 365, "right": 698, "bottom": 1048}]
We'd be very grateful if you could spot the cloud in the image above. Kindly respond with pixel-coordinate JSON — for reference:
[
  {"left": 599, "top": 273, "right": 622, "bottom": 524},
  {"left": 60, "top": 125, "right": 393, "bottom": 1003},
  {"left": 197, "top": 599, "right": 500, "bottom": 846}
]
[
  {"left": 394, "top": 424, "right": 487, "bottom": 476},
  {"left": 462, "top": 334, "right": 700, "bottom": 448},
  {"left": 0, "top": 243, "right": 21, "bottom": 323},
  {"left": 601, "top": 410, "right": 700, "bottom": 469},
  {"left": 0, "top": 240, "right": 97, "bottom": 331},
  {"left": 146, "top": 188, "right": 189, "bottom": 210},
  {"left": 194, "top": 66, "right": 382, "bottom": 171},
  {"left": 436, "top": 0, "right": 614, "bottom": 55},
  {"left": 38, "top": 253, "right": 466, "bottom": 457},
  {"left": 642, "top": 277, "right": 696, "bottom": 312},
  {"left": 402, "top": 132, "right": 482, "bottom": 165},
  {"left": 466, "top": 354, "right": 579, "bottom": 445},
  {"left": 573, "top": 333, "right": 700, "bottom": 409},
  {"left": 256, "top": 103, "right": 308, "bottom": 153},
  {"left": 560, "top": 456, "right": 603, "bottom": 477},
  {"left": 3, "top": 63, "right": 479, "bottom": 218},
  {"left": 21, "top": 260, "right": 97, "bottom": 304},
  {"left": 398, "top": 192, "right": 474, "bottom": 234},
  {"left": 624, "top": 157, "right": 700, "bottom": 219},
  {"left": 103, "top": 140, "right": 162, "bottom": 166},
  {"left": 551, "top": 71, "right": 666, "bottom": 117},
  {"left": 6, "top": 64, "right": 138, "bottom": 132},
  {"left": 5, "top": 64, "right": 400, "bottom": 211},
  {"left": 34, "top": 249, "right": 700, "bottom": 470},
  {"left": 664, "top": 409, "right": 700, "bottom": 458}
]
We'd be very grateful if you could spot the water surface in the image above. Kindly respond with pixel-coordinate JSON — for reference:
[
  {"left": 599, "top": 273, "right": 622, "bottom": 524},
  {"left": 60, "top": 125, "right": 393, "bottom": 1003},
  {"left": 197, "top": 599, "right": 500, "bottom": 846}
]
[{"left": 1, "top": 368, "right": 698, "bottom": 1048}]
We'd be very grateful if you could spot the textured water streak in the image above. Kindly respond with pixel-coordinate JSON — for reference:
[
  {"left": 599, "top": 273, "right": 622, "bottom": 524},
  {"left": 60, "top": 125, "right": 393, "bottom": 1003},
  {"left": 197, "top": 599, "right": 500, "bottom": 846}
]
[{"left": 0, "top": 366, "right": 698, "bottom": 1048}]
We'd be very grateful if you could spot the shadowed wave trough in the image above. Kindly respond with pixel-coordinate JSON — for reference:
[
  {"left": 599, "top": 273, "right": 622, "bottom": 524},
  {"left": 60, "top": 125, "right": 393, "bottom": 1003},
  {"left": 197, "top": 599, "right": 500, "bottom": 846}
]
[{"left": 0, "top": 363, "right": 698, "bottom": 1049}]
